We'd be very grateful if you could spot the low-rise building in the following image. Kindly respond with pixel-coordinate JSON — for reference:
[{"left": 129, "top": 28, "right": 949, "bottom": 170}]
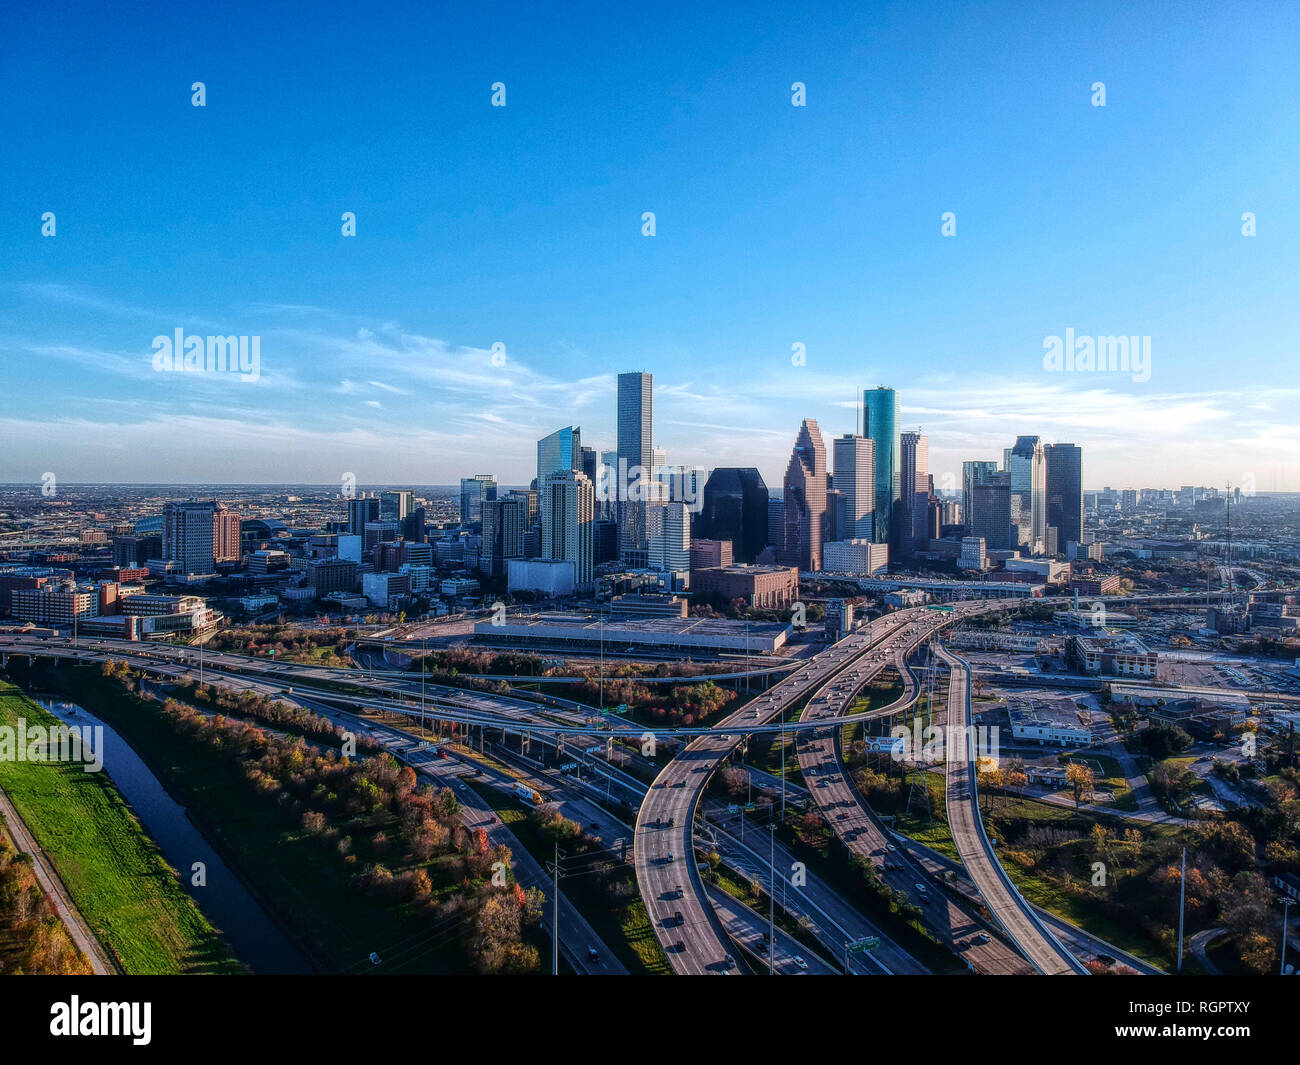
[
  {"left": 1007, "top": 697, "right": 1092, "bottom": 746},
  {"left": 1067, "top": 632, "right": 1158, "bottom": 679},
  {"left": 692, "top": 564, "right": 798, "bottom": 608}
]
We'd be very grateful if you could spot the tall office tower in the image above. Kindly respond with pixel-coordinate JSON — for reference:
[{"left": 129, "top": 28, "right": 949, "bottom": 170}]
[
  {"left": 505, "top": 488, "right": 538, "bottom": 527},
  {"left": 1044, "top": 443, "right": 1083, "bottom": 552},
  {"left": 1007, "top": 436, "right": 1047, "bottom": 553},
  {"left": 647, "top": 501, "right": 691, "bottom": 572},
  {"left": 541, "top": 470, "right": 595, "bottom": 590},
  {"left": 537, "top": 426, "right": 583, "bottom": 484},
  {"left": 1121, "top": 488, "right": 1138, "bottom": 512},
  {"left": 767, "top": 498, "right": 784, "bottom": 553},
  {"left": 970, "top": 473, "right": 1014, "bottom": 550},
  {"left": 459, "top": 475, "right": 497, "bottom": 525},
  {"left": 401, "top": 507, "right": 426, "bottom": 543},
  {"left": 962, "top": 461, "right": 998, "bottom": 525},
  {"left": 480, "top": 497, "right": 528, "bottom": 577},
  {"left": 163, "top": 500, "right": 216, "bottom": 575},
  {"left": 380, "top": 489, "right": 414, "bottom": 522},
  {"left": 212, "top": 503, "right": 242, "bottom": 564},
  {"left": 581, "top": 446, "right": 598, "bottom": 485},
  {"left": 347, "top": 495, "right": 379, "bottom": 535},
  {"left": 617, "top": 371, "right": 653, "bottom": 559},
  {"left": 863, "top": 387, "right": 900, "bottom": 545},
  {"left": 832, "top": 435, "right": 875, "bottom": 542},
  {"left": 780, "top": 420, "right": 828, "bottom": 572},
  {"left": 899, "top": 431, "right": 930, "bottom": 555}
]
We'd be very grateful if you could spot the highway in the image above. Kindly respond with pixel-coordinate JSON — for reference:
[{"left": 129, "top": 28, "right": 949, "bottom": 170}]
[
  {"left": 793, "top": 636, "right": 1035, "bottom": 974},
  {"left": 936, "top": 644, "right": 1086, "bottom": 975}
]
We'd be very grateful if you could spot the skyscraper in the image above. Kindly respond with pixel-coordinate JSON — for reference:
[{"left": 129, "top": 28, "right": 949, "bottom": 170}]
[
  {"left": 480, "top": 496, "right": 528, "bottom": 577},
  {"left": 380, "top": 489, "right": 414, "bottom": 522},
  {"left": 831, "top": 435, "right": 875, "bottom": 541},
  {"left": 459, "top": 475, "right": 497, "bottom": 525},
  {"left": 962, "top": 461, "right": 998, "bottom": 526},
  {"left": 537, "top": 426, "right": 583, "bottom": 484},
  {"left": 541, "top": 470, "right": 595, "bottom": 590},
  {"left": 781, "top": 420, "right": 828, "bottom": 572},
  {"left": 617, "top": 371, "right": 653, "bottom": 559},
  {"left": 1008, "top": 436, "right": 1046, "bottom": 553},
  {"left": 347, "top": 495, "right": 379, "bottom": 535},
  {"left": 970, "top": 473, "right": 1013, "bottom": 550},
  {"left": 863, "top": 387, "right": 899, "bottom": 546},
  {"left": 163, "top": 500, "right": 216, "bottom": 575},
  {"left": 213, "top": 503, "right": 242, "bottom": 564},
  {"left": 647, "top": 501, "right": 691, "bottom": 572},
  {"left": 900, "top": 431, "right": 930, "bottom": 555},
  {"left": 1045, "top": 443, "right": 1084, "bottom": 551}
]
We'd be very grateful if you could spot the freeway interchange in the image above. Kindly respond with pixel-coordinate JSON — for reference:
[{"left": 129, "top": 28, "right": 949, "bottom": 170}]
[{"left": 2, "top": 593, "right": 1183, "bottom": 976}]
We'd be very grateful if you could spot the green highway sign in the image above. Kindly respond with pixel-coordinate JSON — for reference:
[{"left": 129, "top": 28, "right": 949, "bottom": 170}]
[{"left": 847, "top": 937, "right": 880, "bottom": 953}]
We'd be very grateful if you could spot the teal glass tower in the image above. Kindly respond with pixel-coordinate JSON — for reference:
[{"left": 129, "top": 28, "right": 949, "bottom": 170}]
[{"left": 863, "top": 386, "right": 899, "bottom": 545}]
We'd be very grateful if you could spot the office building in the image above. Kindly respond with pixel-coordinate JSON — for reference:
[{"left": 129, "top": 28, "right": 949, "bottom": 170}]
[
  {"left": 162, "top": 500, "right": 216, "bottom": 575},
  {"left": 537, "top": 426, "right": 583, "bottom": 484},
  {"left": 959, "top": 536, "right": 987, "bottom": 571},
  {"left": 780, "top": 419, "right": 828, "bottom": 572},
  {"left": 690, "top": 539, "right": 734, "bottom": 570},
  {"left": 459, "top": 475, "right": 497, "bottom": 525},
  {"left": 1008, "top": 435, "right": 1046, "bottom": 553},
  {"left": 541, "top": 469, "right": 595, "bottom": 591},
  {"left": 648, "top": 501, "right": 691, "bottom": 572},
  {"left": 616, "top": 371, "right": 653, "bottom": 559},
  {"left": 900, "top": 431, "right": 929, "bottom": 555},
  {"left": 863, "top": 386, "right": 900, "bottom": 545},
  {"left": 962, "top": 461, "right": 998, "bottom": 526},
  {"left": 1045, "top": 443, "right": 1083, "bottom": 553},
  {"left": 213, "top": 504, "right": 242, "bottom": 564},
  {"left": 822, "top": 539, "right": 889, "bottom": 575},
  {"left": 971, "top": 473, "right": 1014, "bottom": 551},
  {"left": 347, "top": 495, "right": 379, "bottom": 535},
  {"left": 380, "top": 489, "right": 415, "bottom": 522},
  {"left": 832, "top": 434, "right": 875, "bottom": 542},
  {"left": 698, "top": 467, "right": 769, "bottom": 563},
  {"left": 481, "top": 496, "right": 528, "bottom": 578}
]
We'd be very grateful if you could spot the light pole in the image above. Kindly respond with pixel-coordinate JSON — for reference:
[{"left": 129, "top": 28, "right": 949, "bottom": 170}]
[
  {"left": 768, "top": 823, "right": 776, "bottom": 976},
  {"left": 1280, "top": 896, "right": 1294, "bottom": 976},
  {"left": 1177, "top": 846, "right": 1186, "bottom": 971}
]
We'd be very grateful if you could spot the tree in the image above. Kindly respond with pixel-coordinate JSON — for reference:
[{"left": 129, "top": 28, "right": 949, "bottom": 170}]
[{"left": 1065, "top": 763, "right": 1095, "bottom": 808}]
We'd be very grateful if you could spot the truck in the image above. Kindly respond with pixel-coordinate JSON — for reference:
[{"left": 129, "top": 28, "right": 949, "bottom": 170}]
[{"left": 513, "top": 783, "right": 543, "bottom": 806}]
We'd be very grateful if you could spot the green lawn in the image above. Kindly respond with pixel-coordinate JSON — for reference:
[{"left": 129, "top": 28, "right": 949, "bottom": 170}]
[
  {"left": 13, "top": 662, "right": 477, "bottom": 973},
  {"left": 0, "top": 678, "right": 242, "bottom": 974}
]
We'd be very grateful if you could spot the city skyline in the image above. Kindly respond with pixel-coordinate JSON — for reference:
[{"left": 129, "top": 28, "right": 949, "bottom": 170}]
[{"left": 3, "top": 5, "right": 1299, "bottom": 490}]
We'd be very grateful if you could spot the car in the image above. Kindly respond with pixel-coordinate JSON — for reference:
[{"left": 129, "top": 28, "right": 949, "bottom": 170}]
[
  {"left": 915, "top": 882, "right": 928, "bottom": 894},
  {"left": 792, "top": 955, "right": 808, "bottom": 970},
  {"left": 837, "top": 812, "right": 849, "bottom": 820},
  {"left": 587, "top": 946, "right": 599, "bottom": 962},
  {"left": 972, "top": 932, "right": 990, "bottom": 945},
  {"left": 458, "top": 783, "right": 467, "bottom": 792},
  {"left": 666, "top": 852, "right": 675, "bottom": 863},
  {"left": 723, "top": 953, "right": 736, "bottom": 970},
  {"left": 885, "top": 843, "right": 896, "bottom": 852},
  {"left": 673, "top": 910, "right": 683, "bottom": 924}
]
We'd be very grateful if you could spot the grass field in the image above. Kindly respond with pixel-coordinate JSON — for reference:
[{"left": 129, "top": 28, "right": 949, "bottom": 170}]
[
  {"left": 0, "top": 678, "right": 242, "bottom": 974},
  {"left": 14, "top": 662, "right": 478, "bottom": 973}
]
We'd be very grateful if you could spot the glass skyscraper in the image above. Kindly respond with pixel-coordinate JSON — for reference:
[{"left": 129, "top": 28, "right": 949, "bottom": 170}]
[{"left": 863, "top": 387, "right": 899, "bottom": 546}]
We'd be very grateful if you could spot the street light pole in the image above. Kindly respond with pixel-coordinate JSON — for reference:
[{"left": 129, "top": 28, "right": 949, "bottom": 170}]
[
  {"left": 768, "top": 823, "right": 776, "bottom": 976},
  {"left": 420, "top": 637, "right": 426, "bottom": 740},
  {"left": 553, "top": 841, "right": 560, "bottom": 976},
  {"left": 1281, "top": 897, "right": 1294, "bottom": 976},
  {"left": 1177, "top": 846, "right": 1186, "bottom": 971}
]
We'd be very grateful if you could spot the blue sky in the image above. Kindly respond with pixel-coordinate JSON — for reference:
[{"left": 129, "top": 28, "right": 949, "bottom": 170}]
[{"left": 2, "top": 0, "right": 1298, "bottom": 491}]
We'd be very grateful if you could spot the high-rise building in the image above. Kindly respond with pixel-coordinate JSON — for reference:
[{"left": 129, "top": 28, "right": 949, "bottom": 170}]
[
  {"left": 781, "top": 420, "right": 828, "bottom": 572},
  {"left": 162, "top": 500, "right": 216, "bottom": 575},
  {"left": 832, "top": 435, "right": 875, "bottom": 542},
  {"left": 347, "top": 495, "right": 379, "bottom": 535},
  {"left": 541, "top": 469, "right": 595, "bottom": 590},
  {"left": 971, "top": 473, "right": 1013, "bottom": 551},
  {"left": 537, "top": 426, "right": 583, "bottom": 484},
  {"left": 1008, "top": 436, "right": 1047, "bottom": 553},
  {"left": 401, "top": 507, "right": 427, "bottom": 543},
  {"left": 380, "top": 490, "right": 415, "bottom": 522},
  {"left": 962, "top": 461, "right": 998, "bottom": 526},
  {"left": 459, "top": 475, "right": 497, "bottom": 525},
  {"left": 213, "top": 504, "right": 242, "bottom": 564},
  {"left": 480, "top": 496, "right": 528, "bottom": 577},
  {"left": 1045, "top": 443, "right": 1083, "bottom": 552},
  {"left": 863, "top": 387, "right": 900, "bottom": 545},
  {"left": 648, "top": 502, "right": 691, "bottom": 573},
  {"left": 617, "top": 371, "right": 653, "bottom": 559},
  {"left": 699, "top": 468, "right": 769, "bottom": 564},
  {"left": 581, "top": 446, "right": 598, "bottom": 485},
  {"left": 900, "top": 431, "right": 930, "bottom": 555}
]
